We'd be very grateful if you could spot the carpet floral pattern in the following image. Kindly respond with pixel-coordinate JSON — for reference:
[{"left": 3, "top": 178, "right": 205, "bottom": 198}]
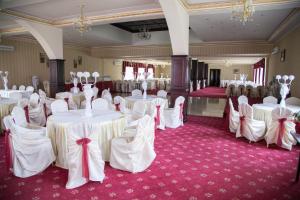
[{"left": 0, "top": 116, "right": 299, "bottom": 200}]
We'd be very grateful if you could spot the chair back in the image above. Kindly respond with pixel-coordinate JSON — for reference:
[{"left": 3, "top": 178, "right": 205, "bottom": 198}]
[
  {"left": 237, "top": 84, "right": 245, "bottom": 96},
  {"left": 263, "top": 96, "right": 277, "bottom": 104},
  {"left": 19, "top": 85, "right": 25, "bottom": 91},
  {"left": 11, "top": 106, "right": 28, "bottom": 127},
  {"left": 229, "top": 98, "right": 236, "bottom": 114},
  {"left": 92, "top": 87, "right": 99, "bottom": 98},
  {"left": 12, "top": 85, "right": 17, "bottom": 90},
  {"left": 286, "top": 97, "right": 300, "bottom": 106},
  {"left": 238, "top": 103, "right": 253, "bottom": 120},
  {"left": 132, "top": 89, "right": 142, "bottom": 96},
  {"left": 102, "top": 93, "right": 112, "bottom": 104},
  {"left": 113, "top": 96, "right": 126, "bottom": 112},
  {"left": 134, "top": 115, "right": 152, "bottom": 141},
  {"left": 132, "top": 101, "right": 147, "bottom": 119},
  {"left": 51, "top": 100, "right": 68, "bottom": 114},
  {"left": 26, "top": 86, "right": 34, "bottom": 92},
  {"left": 151, "top": 98, "right": 166, "bottom": 129},
  {"left": 101, "top": 89, "right": 109, "bottom": 97},
  {"left": 157, "top": 90, "right": 167, "bottom": 98},
  {"left": 92, "top": 98, "right": 109, "bottom": 111},
  {"left": 29, "top": 93, "right": 40, "bottom": 107},
  {"left": 238, "top": 95, "right": 248, "bottom": 105}
]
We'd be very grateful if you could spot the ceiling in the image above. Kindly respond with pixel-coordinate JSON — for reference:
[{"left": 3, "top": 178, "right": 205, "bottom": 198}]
[{"left": 0, "top": 0, "right": 299, "bottom": 47}]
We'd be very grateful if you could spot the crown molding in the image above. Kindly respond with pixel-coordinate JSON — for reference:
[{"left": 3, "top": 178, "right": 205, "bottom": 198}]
[{"left": 268, "top": 8, "right": 300, "bottom": 42}]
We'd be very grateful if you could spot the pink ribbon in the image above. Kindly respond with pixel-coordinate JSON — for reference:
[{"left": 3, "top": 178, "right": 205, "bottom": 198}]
[
  {"left": 23, "top": 105, "right": 30, "bottom": 123},
  {"left": 155, "top": 105, "right": 161, "bottom": 127},
  {"left": 179, "top": 103, "right": 184, "bottom": 121},
  {"left": 76, "top": 138, "right": 91, "bottom": 180},
  {"left": 4, "top": 129, "right": 12, "bottom": 173},
  {"left": 115, "top": 103, "right": 120, "bottom": 111},
  {"left": 277, "top": 118, "right": 287, "bottom": 147},
  {"left": 239, "top": 116, "right": 245, "bottom": 135}
]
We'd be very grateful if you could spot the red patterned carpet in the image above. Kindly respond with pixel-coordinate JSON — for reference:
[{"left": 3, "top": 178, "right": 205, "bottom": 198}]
[
  {"left": 1, "top": 116, "right": 300, "bottom": 200},
  {"left": 189, "top": 87, "right": 227, "bottom": 98}
]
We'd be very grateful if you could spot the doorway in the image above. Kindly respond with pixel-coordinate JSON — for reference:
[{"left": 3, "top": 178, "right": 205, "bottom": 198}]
[{"left": 209, "top": 69, "right": 221, "bottom": 87}]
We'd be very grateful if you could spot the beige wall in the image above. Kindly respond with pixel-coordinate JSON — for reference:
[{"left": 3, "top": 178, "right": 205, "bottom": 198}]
[
  {"left": 268, "top": 26, "right": 300, "bottom": 98},
  {"left": 208, "top": 64, "right": 253, "bottom": 85},
  {"left": 155, "top": 65, "right": 171, "bottom": 78},
  {"left": 102, "top": 59, "right": 122, "bottom": 80},
  {"left": 0, "top": 38, "right": 103, "bottom": 88}
]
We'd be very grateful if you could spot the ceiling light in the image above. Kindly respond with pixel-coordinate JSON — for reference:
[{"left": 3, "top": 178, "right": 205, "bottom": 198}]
[
  {"left": 74, "top": 5, "right": 92, "bottom": 35},
  {"left": 231, "top": 0, "right": 255, "bottom": 25},
  {"left": 137, "top": 25, "right": 151, "bottom": 40}
]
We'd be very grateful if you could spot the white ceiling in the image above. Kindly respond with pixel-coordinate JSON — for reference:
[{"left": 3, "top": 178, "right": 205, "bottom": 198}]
[{"left": 200, "top": 57, "right": 262, "bottom": 65}]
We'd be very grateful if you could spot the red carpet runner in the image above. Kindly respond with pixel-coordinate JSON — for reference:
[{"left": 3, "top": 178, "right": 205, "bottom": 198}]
[
  {"left": 189, "top": 87, "right": 227, "bottom": 98},
  {"left": 0, "top": 116, "right": 299, "bottom": 200}
]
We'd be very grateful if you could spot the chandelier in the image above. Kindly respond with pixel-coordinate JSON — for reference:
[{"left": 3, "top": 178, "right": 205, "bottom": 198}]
[
  {"left": 231, "top": 0, "right": 255, "bottom": 24},
  {"left": 74, "top": 5, "right": 92, "bottom": 35},
  {"left": 137, "top": 26, "right": 151, "bottom": 40}
]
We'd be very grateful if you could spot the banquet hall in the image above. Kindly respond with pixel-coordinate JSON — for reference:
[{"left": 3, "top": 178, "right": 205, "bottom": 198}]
[{"left": 1, "top": 0, "right": 300, "bottom": 199}]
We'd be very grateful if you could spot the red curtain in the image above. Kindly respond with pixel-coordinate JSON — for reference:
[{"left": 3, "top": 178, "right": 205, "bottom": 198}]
[
  {"left": 122, "top": 61, "right": 149, "bottom": 74},
  {"left": 253, "top": 58, "right": 265, "bottom": 85},
  {"left": 147, "top": 64, "right": 155, "bottom": 74}
]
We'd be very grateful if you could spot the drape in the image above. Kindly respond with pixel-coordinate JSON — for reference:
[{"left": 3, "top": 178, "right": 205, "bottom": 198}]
[
  {"left": 253, "top": 58, "right": 265, "bottom": 85},
  {"left": 122, "top": 61, "right": 154, "bottom": 74}
]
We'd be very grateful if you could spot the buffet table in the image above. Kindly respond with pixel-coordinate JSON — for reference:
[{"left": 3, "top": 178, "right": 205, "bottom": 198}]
[
  {"left": 253, "top": 103, "right": 300, "bottom": 127},
  {"left": 47, "top": 109, "right": 126, "bottom": 169}
]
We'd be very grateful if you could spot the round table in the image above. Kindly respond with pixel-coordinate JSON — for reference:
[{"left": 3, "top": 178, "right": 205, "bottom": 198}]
[
  {"left": 0, "top": 98, "right": 17, "bottom": 131},
  {"left": 47, "top": 109, "right": 126, "bottom": 169},
  {"left": 55, "top": 92, "right": 85, "bottom": 107},
  {"left": 253, "top": 103, "right": 300, "bottom": 127},
  {"left": 125, "top": 95, "right": 168, "bottom": 114},
  {"left": 0, "top": 89, "right": 32, "bottom": 99}
]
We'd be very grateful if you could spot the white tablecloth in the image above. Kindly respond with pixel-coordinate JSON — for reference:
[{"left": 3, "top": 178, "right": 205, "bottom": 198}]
[
  {"left": 125, "top": 95, "right": 168, "bottom": 114},
  {"left": 47, "top": 109, "right": 126, "bottom": 169},
  {"left": 0, "top": 89, "right": 32, "bottom": 99},
  {"left": 0, "top": 98, "right": 17, "bottom": 130},
  {"left": 253, "top": 103, "right": 300, "bottom": 127},
  {"left": 55, "top": 92, "right": 85, "bottom": 107}
]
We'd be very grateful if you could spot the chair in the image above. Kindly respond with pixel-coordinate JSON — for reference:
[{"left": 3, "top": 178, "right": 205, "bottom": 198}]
[
  {"left": 102, "top": 92, "right": 112, "bottom": 104},
  {"left": 265, "top": 107, "right": 296, "bottom": 150},
  {"left": 238, "top": 95, "right": 248, "bottom": 105},
  {"left": 110, "top": 115, "right": 156, "bottom": 173},
  {"left": 126, "top": 101, "right": 147, "bottom": 127},
  {"left": 29, "top": 93, "right": 40, "bottom": 107},
  {"left": 263, "top": 96, "right": 278, "bottom": 104},
  {"left": 245, "top": 85, "right": 254, "bottom": 97},
  {"left": 151, "top": 98, "right": 166, "bottom": 130},
  {"left": 286, "top": 97, "right": 300, "bottom": 106},
  {"left": 92, "top": 87, "right": 99, "bottom": 98},
  {"left": 3, "top": 116, "right": 55, "bottom": 178},
  {"left": 164, "top": 96, "right": 185, "bottom": 128},
  {"left": 237, "top": 85, "right": 246, "bottom": 96},
  {"left": 157, "top": 90, "right": 167, "bottom": 98},
  {"left": 26, "top": 86, "right": 34, "bottom": 92},
  {"left": 65, "top": 122, "right": 105, "bottom": 189},
  {"left": 101, "top": 89, "right": 109, "bottom": 97},
  {"left": 39, "top": 89, "right": 55, "bottom": 115},
  {"left": 229, "top": 98, "right": 239, "bottom": 133},
  {"left": 236, "top": 103, "right": 266, "bottom": 142},
  {"left": 11, "top": 85, "right": 17, "bottom": 90},
  {"left": 132, "top": 89, "right": 142, "bottom": 97},
  {"left": 256, "top": 86, "right": 265, "bottom": 98},
  {"left": 19, "top": 85, "right": 25, "bottom": 91},
  {"left": 92, "top": 98, "right": 109, "bottom": 111},
  {"left": 51, "top": 100, "right": 68, "bottom": 115},
  {"left": 29, "top": 93, "right": 46, "bottom": 127},
  {"left": 227, "top": 84, "right": 235, "bottom": 97},
  {"left": 113, "top": 96, "right": 129, "bottom": 113}
]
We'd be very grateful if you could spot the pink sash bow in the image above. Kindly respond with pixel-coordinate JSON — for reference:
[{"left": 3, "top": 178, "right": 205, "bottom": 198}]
[
  {"left": 76, "top": 138, "right": 91, "bottom": 180},
  {"left": 4, "top": 129, "right": 12, "bottom": 172},
  {"left": 239, "top": 116, "right": 245, "bottom": 135},
  {"left": 115, "top": 103, "right": 120, "bottom": 111},
  {"left": 23, "top": 105, "right": 30, "bottom": 123}
]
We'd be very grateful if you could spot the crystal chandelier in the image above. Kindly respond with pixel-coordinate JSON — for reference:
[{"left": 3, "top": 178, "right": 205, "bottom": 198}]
[
  {"left": 231, "top": 0, "right": 255, "bottom": 24},
  {"left": 74, "top": 5, "right": 92, "bottom": 35},
  {"left": 137, "top": 25, "right": 151, "bottom": 40}
]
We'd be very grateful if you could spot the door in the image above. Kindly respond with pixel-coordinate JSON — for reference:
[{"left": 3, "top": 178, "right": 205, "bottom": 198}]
[{"left": 209, "top": 69, "right": 221, "bottom": 86}]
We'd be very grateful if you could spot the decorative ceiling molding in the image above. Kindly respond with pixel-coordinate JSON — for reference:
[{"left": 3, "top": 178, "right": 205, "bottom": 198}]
[{"left": 268, "top": 8, "right": 300, "bottom": 42}]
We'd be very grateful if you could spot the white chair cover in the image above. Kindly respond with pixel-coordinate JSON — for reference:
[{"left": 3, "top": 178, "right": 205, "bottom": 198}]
[
  {"left": 92, "top": 87, "right": 99, "bottom": 98},
  {"left": 265, "top": 107, "right": 296, "bottom": 150},
  {"left": 164, "top": 96, "right": 185, "bottom": 128},
  {"left": 286, "top": 97, "right": 300, "bottom": 106},
  {"left": 126, "top": 101, "right": 147, "bottom": 127},
  {"left": 29, "top": 93, "right": 40, "bottom": 107},
  {"left": 51, "top": 100, "right": 68, "bottom": 115},
  {"left": 12, "top": 85, "right": 17, "bottom": 90},
  {"left": 151, "top": 98, "right": 166, "bottom": 130},
  {"left": 3, "top": 116, "right": 55, "bottom": 178},
  {"left": 19, "top": 85, "right": 25, "bottom": 91},
  {"left": 102, "top": 93, "right": 113, "bottom": 104},
  {"left": 65, "top": 123, "right": 105, "bottom": 189},
  {"left": 263, "top": 96, "right": 278, "bottom": 104},
  {"left": 11, "top": 106, "right": 28, "bottom": 127},
  {"left": 26, "top": 86, "right": 34, "bottom": 92},
  {"left": 113, "top": 96, "right": 129, "bottom": 113},
  {"left": 39, "top": 89, "right": 55, "bottom": 115},
  {"left": 92, "top": 98, "right": 109, "bottom": 111},
  {"left": 132, "top": 89, "right": 142, "bottom": 97},
  {"left": 238, "top": 95, "right": 248, "bottom": 105},
  {"left": 101, "top": 89, "right": 109, "bottom": 97},
  {"left": 157, "top": 90, "right": 167, "bottom": 98},
  {"left": 229, "top": 98, "right": 239, "bottom": 133},
  {"left": 110, "top": 115, "right": 156, "bottom": 173},
  {"left": 236, "top": 104, "right": 266, "bottom": 142}
]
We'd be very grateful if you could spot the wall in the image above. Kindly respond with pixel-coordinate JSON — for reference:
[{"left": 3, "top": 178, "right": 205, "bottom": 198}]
[
  {"left": 207, "top": 64, "right": 253, "bottom": 85},
  {"left": 0, "top": 38, "right": 103, "bottom": 88},
  {"left": 268, "top": 26, "right": 300, "bottom": 98}
]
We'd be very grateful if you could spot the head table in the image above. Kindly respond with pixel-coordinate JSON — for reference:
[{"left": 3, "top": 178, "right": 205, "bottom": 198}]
[
  {"left": 0, "top": 98, "right": 17, "bottom": 131},
  {"left": 253, "top": 103, "right": 300, "bottom": 127},
  {"left": 125, "top": 95, "right": 168, "bottom": 114},
  {"left": 47, "top": 109, "right": 126, "bottom": 169}
]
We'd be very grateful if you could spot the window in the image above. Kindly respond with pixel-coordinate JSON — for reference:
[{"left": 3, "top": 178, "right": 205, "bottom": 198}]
[
  {"left": 147, "top": 68, "right": 154, "bottom": 79},
  {"left": 254, "top": 67, "right": 264, "bottom": 86},
  {"left": 138, "top": 68, "right": 145, "bottom": 80},
  {"left": 124, "top": 66, "right": 134, "bottom": 80}
]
